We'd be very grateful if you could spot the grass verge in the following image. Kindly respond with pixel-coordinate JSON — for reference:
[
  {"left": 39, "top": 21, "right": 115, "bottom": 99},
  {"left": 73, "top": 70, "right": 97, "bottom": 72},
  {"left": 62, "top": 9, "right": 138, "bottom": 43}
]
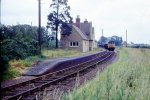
[
  {"left": 62, "top": 48, "right": 150, "bottom": 100},
  {"left": 42, "top": 48, "right": 103, "bottom": 58},
  {"left": 2, "top": 55, "right": 47, "bottom": 80}
]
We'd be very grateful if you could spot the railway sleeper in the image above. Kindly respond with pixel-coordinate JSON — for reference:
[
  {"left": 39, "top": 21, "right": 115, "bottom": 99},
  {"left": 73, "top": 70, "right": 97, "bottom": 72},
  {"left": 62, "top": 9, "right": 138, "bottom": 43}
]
[
  {"left": 2, "top": 96, "right": 15, "bottom": 100},
  {"left": 2, "top": 92, "right": 15, "bottom": 96},
  {"left": 56, "top": 82, "right": 67, "bottom": 85},
  {"left": 22, "top": 95, "right": 36, "bottom": 100},
  {"left": 41, "top": 78, "right": 55, "bottom": 81},
  {"left": 34, "top": 80, "right": 50, "bottom": 83}
]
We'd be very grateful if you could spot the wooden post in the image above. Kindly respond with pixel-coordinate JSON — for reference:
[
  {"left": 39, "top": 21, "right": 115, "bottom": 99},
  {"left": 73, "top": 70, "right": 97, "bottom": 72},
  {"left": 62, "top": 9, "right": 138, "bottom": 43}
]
[
  {"left": 126, "top": 29, "right": 127, "bottom": 47},
  {"left": 38, "top": 0, "right": 41, "bottom": 51}
]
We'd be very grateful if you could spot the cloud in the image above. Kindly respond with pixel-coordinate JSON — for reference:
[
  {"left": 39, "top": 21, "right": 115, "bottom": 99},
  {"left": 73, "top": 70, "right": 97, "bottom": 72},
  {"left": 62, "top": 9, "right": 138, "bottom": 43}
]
[{"left": 1, "top": 0, "right": 150, "bottom": 44}]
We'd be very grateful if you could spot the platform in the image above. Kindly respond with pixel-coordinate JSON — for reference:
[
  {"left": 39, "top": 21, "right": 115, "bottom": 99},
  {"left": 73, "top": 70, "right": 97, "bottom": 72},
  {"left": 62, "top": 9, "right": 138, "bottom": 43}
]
[
  {"left": 24, "top": 57, "right": 77, "bottom": 76},
  {"left": 24, "top": 51, "right": 105, "bottom": 76}
]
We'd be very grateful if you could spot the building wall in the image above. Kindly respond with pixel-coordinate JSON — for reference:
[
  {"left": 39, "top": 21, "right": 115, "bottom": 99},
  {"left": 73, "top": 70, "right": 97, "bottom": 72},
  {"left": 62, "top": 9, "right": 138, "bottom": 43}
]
[
  {"left": 91, "top": 27, "right": 95, "bottom": 41},
  {"left": 93, "top": 41, "right": 98, "bottom": 48},
  {"left": 82, "top": 40, "right": 89, "bottom": 52},
  {"left": 80, "top": 22, "right": 96, "bottom": 51},
  {"left": 89, "top": 40, "right": 94, "bottom": 51},
  {"left": 60, "top": 26, "right": 89, "bottom": 52}
]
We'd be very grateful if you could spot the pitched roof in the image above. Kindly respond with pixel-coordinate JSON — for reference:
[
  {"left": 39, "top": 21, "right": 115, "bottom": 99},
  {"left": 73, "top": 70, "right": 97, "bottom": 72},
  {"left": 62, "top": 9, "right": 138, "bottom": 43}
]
[
  {"left": 80, "top": 23, "right": 91, "bottom": 34},
  {"left": 80, "top": 22, "right": 92, "bottom": 40},
  {"left": 72, "top": 25, "right": 89, "bottom": 40},
  {"left": 73, "top": 22, "right": 93, "bottom": 40}
]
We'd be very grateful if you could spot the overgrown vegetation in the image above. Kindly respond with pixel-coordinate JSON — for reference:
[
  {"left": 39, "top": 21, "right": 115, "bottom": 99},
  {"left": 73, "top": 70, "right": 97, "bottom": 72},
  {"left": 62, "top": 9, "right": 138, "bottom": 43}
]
[
  {"left": 0, "top": 24, "right": 50, "bottom": 80},
  {"left": 62, "top": 48, "right": 150, "bottom": 100},
  {"left": 0, "top": 24, "right": 49, "bottom": 60},
  {"left": 2, "top": 55, "right": 47, "bottom": 80}
]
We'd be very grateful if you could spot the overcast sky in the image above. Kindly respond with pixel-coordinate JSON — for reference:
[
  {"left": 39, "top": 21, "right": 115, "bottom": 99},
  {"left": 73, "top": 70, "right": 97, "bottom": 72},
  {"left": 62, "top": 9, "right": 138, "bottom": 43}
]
[{"left": 1, "top": 0, "right": 150, "bottom": 44}]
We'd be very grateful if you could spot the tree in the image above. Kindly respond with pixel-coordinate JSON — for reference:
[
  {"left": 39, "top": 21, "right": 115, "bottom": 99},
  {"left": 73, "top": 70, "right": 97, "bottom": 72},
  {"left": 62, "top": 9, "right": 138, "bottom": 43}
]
[
  {"left": 111, "top": 36, "right": 122, "bottom": 46},
  {"left": 98, "top": 36, "right": 108, "bottom": 46},
  {"left": 47, "top": 0, "right": 72, "bottom": 48}
]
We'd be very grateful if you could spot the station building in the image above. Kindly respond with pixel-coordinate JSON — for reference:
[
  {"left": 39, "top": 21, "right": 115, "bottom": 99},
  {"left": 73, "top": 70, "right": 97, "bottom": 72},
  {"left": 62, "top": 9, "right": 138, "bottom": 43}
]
[{"left": 60, "top": 16, "right": 97, "bottom": 52}]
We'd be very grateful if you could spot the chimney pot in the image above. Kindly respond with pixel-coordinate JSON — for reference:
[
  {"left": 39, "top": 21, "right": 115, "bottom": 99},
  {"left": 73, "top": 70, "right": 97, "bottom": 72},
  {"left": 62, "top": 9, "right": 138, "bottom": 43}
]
[{"left": 76, "top": 15, "right": 80, "bottom": 28}]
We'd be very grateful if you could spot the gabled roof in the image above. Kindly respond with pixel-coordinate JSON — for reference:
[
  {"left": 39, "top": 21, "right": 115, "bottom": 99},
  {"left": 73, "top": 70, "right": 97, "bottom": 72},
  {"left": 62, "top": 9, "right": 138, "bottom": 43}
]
[
  {"left": 73, "top": 21, "right": 93, "bottom": 40},
  {"left": 80, "top": 23, "right": 91, "bottom": 34},
  {"left": 72, "top": 25, "right": 89, "bottom": 40},
  {"left": 80, "top": 22, "right": 92, "bottom": 40}
]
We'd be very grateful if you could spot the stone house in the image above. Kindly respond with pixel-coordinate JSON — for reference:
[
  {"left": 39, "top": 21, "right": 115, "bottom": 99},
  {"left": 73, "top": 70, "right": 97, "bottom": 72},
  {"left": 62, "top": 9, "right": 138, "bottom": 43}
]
[{"left": 60, "top": 16, "right": 97, "bottom": 52}]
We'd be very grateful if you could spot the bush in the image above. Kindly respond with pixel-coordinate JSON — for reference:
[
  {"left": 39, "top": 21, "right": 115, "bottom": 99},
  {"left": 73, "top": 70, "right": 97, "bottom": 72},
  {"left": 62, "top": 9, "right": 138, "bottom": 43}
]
[{"left": 0, "top": 24, "right": 43, "bottom": 79}]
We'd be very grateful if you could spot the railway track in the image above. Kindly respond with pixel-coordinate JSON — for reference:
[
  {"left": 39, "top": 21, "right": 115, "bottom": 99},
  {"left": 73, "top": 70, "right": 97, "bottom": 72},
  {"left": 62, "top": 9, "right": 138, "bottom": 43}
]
[{"left": 2, "top": 51, "right": 115, "bottom": 100}]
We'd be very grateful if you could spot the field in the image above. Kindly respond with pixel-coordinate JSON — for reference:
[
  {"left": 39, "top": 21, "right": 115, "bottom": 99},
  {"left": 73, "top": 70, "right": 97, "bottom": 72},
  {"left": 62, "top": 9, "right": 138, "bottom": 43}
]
[
  {"left": 62, "top": 48, "right": 150, "bottom": 100},
  {"left": 2, "top": 48, "right": 102, "bottom": 81}
]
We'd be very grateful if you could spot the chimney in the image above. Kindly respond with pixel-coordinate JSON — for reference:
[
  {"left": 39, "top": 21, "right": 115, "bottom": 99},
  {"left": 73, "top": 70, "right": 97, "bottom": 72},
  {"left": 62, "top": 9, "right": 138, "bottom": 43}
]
[
  {"left": 84, "top": 19, "right": 88, "bottom": 23},
  {"left": 76, "top": 15, "right": 80, "bottom": 28}
]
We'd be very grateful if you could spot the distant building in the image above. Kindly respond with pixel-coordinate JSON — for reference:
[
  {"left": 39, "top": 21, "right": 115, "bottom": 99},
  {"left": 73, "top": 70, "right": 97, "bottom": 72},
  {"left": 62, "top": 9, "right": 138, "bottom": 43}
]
[{"left": 60, "top": 16, "right": 97, "bottom": 52}]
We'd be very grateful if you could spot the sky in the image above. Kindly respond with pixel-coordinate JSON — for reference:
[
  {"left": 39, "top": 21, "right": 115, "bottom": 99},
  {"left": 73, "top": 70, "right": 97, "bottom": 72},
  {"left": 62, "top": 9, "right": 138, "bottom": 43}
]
[{"left": 1, "top": 0, "right": 150, "bottom": 44}]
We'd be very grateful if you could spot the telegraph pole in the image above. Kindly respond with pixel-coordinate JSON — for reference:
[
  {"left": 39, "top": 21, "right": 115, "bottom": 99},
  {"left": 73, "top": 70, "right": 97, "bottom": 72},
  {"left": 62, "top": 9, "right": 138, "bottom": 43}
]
[
  {"left": 55, "top": 1, "right": 59, "bottom": 48},
  {"left": 126, "top": 29, "right": 127, "bottom": 47},
  {"left": 38, "top": 0, "right": 41, "bottom": 52},
  {"left": 0, "top": 0, "right": 1, "bottom": 25},
  {"left": 102, "top": 29, "right": 103, "bottom": 37}
]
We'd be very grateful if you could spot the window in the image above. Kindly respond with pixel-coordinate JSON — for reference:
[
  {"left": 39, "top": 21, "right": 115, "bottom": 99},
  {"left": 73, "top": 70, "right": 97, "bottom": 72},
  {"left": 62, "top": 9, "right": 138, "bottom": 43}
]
[{"left": 70, "top": 42, "right": 79, "bottom": 47}]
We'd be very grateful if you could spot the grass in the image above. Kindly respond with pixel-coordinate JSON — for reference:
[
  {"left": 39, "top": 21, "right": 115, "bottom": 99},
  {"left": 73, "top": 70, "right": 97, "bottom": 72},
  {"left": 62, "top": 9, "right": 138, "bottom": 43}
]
[
  {"left": 42, "top": 48, "right": 102, "bottom": 58},
  {"left": 2, "top": 55, "right": 47, "bottom": 80},
  {"left": 2, "top": 48, "right": 102, "bottom": 81},
  {"left": 62, "top": 48, "right": 150, "bottom": 100}
]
